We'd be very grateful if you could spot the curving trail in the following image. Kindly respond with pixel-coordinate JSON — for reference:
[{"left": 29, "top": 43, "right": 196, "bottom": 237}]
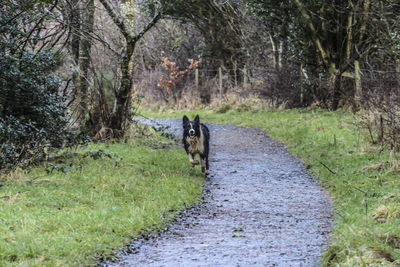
[{"left": 108, "top": 119, "right": 332, "bottom": 267}]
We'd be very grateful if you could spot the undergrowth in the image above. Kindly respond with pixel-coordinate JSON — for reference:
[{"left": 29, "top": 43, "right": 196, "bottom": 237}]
[
  {"left": 0, "top": 124, "right": 204, "bottom": 266},
  {"left": 144, "top": 108, "right": 400, "bottom": 266}
]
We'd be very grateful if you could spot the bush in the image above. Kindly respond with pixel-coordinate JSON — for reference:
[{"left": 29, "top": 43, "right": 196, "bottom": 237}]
[
  {"left": 0, "top": 51, "right": 76, "bottom": 171},
  {"left": 0, "top": 1, "right": 82, "bottom": 172}
]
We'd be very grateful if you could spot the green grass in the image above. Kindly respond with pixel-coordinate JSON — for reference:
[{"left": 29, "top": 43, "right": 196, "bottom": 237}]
[
  {"left": 143, "top": 108, "right": 400, "bottom": 266},
  {"left": 0, "top": 130, "right": 204, "bottom": 266}
]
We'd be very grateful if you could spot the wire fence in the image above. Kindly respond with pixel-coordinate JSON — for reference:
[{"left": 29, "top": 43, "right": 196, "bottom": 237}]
[{"left": 136, "top": 64, "right": 400, "bottom": 91}]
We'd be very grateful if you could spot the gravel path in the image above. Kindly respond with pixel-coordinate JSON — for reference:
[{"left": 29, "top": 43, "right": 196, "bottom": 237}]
[{"left": 107, "top": 118, "right": 332, "bottom": 267}]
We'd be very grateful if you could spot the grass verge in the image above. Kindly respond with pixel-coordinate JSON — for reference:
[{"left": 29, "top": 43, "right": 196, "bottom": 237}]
[
  {"left": 143, "top": 108, "right": 400, "bottom": 266},
  {"left": 0, "top": 126, "right": 204, "bottom": 266}
]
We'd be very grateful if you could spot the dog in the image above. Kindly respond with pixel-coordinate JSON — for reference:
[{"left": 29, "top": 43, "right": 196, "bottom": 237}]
[{"left": 182, "top": 115, "right": 210, "bottom": 175}]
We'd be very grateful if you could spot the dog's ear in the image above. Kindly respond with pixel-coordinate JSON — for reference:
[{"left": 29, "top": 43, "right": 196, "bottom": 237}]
[
  {"left": 183, "top": 115, "right": 189, "bottom": 125},
  {"left": 194, "top": 115, "right": 200, "bottom": 123}
]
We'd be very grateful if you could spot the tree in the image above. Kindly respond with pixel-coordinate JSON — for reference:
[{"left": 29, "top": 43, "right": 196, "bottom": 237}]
[
  {"left": 245, "top": 0, "right": 400, "bottom": 109},
  {"left": 97, "top": 0, "right": 161, "bottom": 136},
  {"left": 245, "top": 0, "right": 293, "bottom": 72},
  {"left": 141, "top": 0, "right": 244, "bottom": 75},
  {"left": 294, "top": 0, "right": 400, "bottom": 109}
]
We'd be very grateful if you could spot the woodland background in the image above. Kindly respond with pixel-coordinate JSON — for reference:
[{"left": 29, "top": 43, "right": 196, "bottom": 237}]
[{"left": 1, "top": 0, "right": 400, "bottom": 171}]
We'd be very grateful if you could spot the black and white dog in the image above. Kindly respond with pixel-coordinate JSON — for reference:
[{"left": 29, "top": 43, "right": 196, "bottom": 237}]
[{"left": 182, "top": 115, "right": 210, "bottom": 175}]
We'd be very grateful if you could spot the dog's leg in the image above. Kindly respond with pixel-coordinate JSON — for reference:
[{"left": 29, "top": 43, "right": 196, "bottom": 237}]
[
  {"left": 205, "top": 156, "right": 210, "bottom": 175},
  {"left": 200, "top": 156, "right": 206, "bottom": 173},
  {"left": 189, "top": 153, "right": 199, "bottom": 167}
]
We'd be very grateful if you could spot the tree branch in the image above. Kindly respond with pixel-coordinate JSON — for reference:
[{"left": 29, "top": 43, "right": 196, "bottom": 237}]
[
  {"left": 133, "top": 12, "right": 162, "bottom": 43},
  {"left": 19, "top": 0, "right": 59, "bottom": 55},
  {"left": 98, "top": 0, "right": 131, "bottom": 40}
]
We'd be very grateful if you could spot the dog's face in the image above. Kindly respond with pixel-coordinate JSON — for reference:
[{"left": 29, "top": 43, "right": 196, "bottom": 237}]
[{"left": 183, "top": 115, "right": 201, "bottom": 140}]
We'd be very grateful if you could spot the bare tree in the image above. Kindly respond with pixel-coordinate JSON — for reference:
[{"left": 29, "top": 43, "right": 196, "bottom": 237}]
[{"left": 97, "top": 0, "right": 161, "bottom": 136}]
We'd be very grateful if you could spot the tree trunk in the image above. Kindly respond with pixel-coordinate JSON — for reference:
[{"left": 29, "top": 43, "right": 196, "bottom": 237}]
[
  {"left": 353, "top": 0, "right": 370, "bottom": 107},
  {"left": 77, "top": 0, "right": 94, "bottom": 125},
  {"left": 69, "top": 0, "right": 80, "bottom": 113},
  {"left": 111, "top": 43, "right": 135, "bottom": 133},
  {"left": 269, "top": 33, "right": 280, "bottom": 72},
  {"left": 279, "top": 39, "right": 288, "bottom": 70},
  {"left": 70, "top": 0, "right": 80, "bottom": 69}
]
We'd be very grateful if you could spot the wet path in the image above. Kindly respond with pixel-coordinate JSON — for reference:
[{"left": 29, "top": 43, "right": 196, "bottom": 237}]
[{"left": 107, "top": 119, "right": 332, "bottom": 266}]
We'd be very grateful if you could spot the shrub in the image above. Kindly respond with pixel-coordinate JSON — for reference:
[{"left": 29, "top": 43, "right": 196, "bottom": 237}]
[
  {"left": 0, "top": 1, "right": 82, "bottom": 172},
  {"left": 0, "top": 51, "right": 75, "bottom": 171}
]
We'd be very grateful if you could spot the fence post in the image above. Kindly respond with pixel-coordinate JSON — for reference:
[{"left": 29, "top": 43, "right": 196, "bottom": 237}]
[
  {"left": 354, "top": 60, "right": 362, "bottom": 103},
  {"left": 300, "top": 64, "right": 305, "bottom": 105},
  {"left": 234, "top": 61, "right": 238, "bottom": 88},
  {"left": 219, "top": 66, "right": 223, "bottom": 97},
  {"left": 195, "top": 68, "right": 199, "bottom": 89},
  {"left": 243, "top": 65, "right": 248, "bottom": 89}
]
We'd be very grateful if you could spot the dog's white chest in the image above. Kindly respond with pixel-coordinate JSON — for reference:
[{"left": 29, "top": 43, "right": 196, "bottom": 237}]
[{"left": 186, "top": 134, "right": 204, "bottom": 154}]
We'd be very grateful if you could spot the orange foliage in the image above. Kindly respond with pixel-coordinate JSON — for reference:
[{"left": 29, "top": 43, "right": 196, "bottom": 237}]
[{"left": 157, "top": 57, "right": 202, "bottom": 93}]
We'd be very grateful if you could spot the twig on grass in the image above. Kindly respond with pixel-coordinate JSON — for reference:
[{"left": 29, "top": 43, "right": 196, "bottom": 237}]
[{"left": 319, "top": 161, "right": 336, "bottom": 174}]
